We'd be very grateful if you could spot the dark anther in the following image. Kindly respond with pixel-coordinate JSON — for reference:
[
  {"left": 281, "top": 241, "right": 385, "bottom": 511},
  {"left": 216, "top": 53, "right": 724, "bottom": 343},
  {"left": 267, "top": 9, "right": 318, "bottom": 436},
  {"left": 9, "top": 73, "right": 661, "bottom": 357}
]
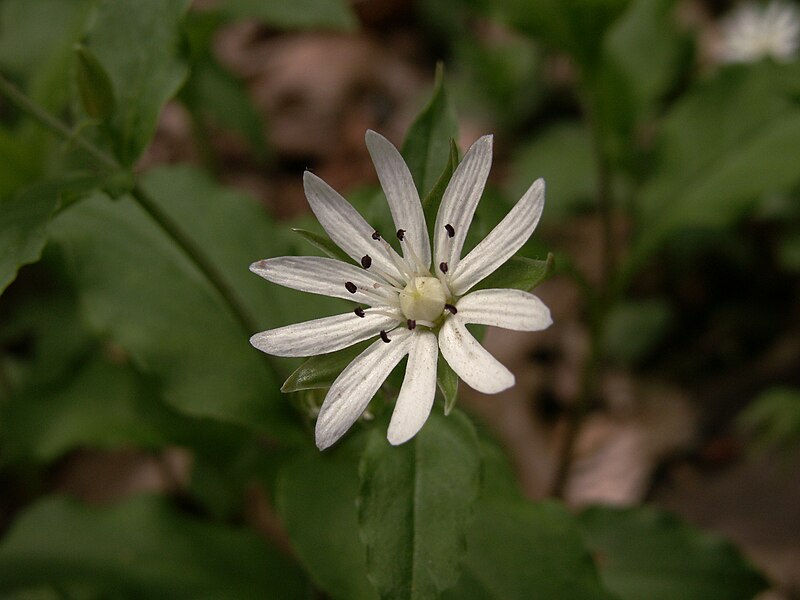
[
  {"left": 445, "top": 303, "right": 458, "bottom": 314},
  {"left": 380, "top": 330, "right": 391, "bottom": 343},
  {"left": 371, "top": 230, "right": 381, "bottom": 240},
  {"left": 439, "top": 261, "right": 449, "bottom": 274},
  {"left": 361, "top": 255, "right": 372, "bottom": 269},
  {"left": 445, "top": 223, "right": 455, "bottom": 238},
  {"left": 354, "top": 307, "right": 366, "bottom": 318},
  {"left": 345, "top": 281, "right": 357, "bottom": 294},
  {"left": 396, "top": 229, "right": 406, "bottom": 241},
  {"left": 407, "top": 319, "right": 417, "bottom": 330}
]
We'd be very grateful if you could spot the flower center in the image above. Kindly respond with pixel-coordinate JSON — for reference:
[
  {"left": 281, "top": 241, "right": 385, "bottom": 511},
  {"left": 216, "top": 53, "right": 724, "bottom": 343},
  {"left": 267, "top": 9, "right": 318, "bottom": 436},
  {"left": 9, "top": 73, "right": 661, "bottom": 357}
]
[{"left": 400, "top": 276, "right": 446, "bottom": 322}]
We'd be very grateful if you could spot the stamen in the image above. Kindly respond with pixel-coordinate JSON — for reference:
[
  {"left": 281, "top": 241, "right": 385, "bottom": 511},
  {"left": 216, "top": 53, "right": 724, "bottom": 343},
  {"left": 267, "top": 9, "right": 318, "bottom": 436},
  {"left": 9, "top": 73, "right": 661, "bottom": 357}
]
[
  {"left": 354, "top": 307, "right": 366, "bottom": 318},
  {"left": 396, "top": 229, "right": 405, "bottom": 241},
  {"left": 439, "top": 262, "right": 449, "bottom": 274},
  {"left": 445, "top": 223, "right": 455, "bottom": 238},
  {"left": 345, "top": 281, "right": 357, "bottom": 294},
  {"left": 371, "top": 230, "right": 381, "bottom": 240},
  {"left": 380, "top": 330, "right": 391, "bottom": 343},
  {"left": 361, "top": 255, "right": 372, "bottom": 269},
  {"left": 445, "top": 303, "right": 457, "bottom": 314},
  {"left": 407, "top": 319, "right": 416, "bottom": 330}
]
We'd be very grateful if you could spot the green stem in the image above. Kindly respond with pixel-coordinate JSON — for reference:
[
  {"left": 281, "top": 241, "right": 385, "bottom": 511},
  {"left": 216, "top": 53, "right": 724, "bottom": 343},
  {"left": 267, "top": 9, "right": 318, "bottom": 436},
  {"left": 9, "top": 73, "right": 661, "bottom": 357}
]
[{"left": 0, "top": 73, "right": 279, "bottom": 379}]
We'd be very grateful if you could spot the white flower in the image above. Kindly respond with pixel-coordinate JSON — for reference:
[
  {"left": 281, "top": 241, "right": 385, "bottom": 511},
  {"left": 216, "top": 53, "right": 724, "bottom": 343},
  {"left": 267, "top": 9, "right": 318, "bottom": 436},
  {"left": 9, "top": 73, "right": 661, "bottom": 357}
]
[
  {"left": 250, "top": 131, "right": 551, "bottom": 449},
  {"left": 717, "top": 0, "right": 800, "bottom": 63}
]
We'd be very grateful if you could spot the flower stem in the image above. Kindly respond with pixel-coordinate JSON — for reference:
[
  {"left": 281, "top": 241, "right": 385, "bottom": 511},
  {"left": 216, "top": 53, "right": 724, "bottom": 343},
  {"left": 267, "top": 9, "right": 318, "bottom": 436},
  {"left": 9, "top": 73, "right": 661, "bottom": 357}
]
[{"left": 0, "top": 73, "right": 280, "bottom": 380}]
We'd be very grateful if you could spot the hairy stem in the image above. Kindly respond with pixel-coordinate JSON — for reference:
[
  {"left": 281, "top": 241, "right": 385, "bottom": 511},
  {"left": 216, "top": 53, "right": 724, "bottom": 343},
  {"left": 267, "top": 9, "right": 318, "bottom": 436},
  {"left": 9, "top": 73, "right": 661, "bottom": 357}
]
[{"left": 0, "top": 73, "right": 280, "bottom": 380}]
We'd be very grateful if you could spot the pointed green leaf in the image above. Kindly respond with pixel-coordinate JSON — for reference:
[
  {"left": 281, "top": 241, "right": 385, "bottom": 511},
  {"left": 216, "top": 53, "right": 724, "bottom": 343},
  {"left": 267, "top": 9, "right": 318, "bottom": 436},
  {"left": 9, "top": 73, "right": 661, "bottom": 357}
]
[
  {"left": 473, "top": 253, "right": 555, "bottom": 292},
  {"left": 84, "top": 0, "right": 191, "bottom": 165},
  {"left": 438, "top": 355, "right": 459, "bottom": 416},
  {"left": 358, "top": 409, "right": 481, "bottom": 600},
  {"left": 0, "top": 496, "right": 306, "bottom": 597},
  {"left": 401, "top": 64, "right": 458, "bottom": 198},
  {"left": 421, "top": 138, "right": 460, "bottom": 239},
  {"left": 282, "top": 341, "right": 371, "bottom": 392},
  {"left": 292, "top": 227, "right": 356, "bottom": 264},
  {"left": 578, "top": 505, "right": 768, "bottom": 600},
  {"left": 74, "top": 44, "right": 115, "bottom": 120},
  {"left": 277, "top": 454, "right": 378, "bottom": 600}
]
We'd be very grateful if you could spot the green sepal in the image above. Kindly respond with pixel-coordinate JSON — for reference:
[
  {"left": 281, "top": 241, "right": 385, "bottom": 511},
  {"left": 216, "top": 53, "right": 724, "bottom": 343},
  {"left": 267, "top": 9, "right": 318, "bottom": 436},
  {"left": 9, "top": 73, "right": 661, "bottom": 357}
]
[
  {"left": 474, "top": 253, "right": 555, "bottom": 292},
  {"left": 291, "top": 227, "right": 356, "bottom": 265},
  {"left": 282, "top": 341, "right": 371, "bottom": 393},
  {"left": 74, "top": 43, "right": 115, "bottom": 120},
  {"left": 438, "top": 355, "right": 459, "bottom": 416}
]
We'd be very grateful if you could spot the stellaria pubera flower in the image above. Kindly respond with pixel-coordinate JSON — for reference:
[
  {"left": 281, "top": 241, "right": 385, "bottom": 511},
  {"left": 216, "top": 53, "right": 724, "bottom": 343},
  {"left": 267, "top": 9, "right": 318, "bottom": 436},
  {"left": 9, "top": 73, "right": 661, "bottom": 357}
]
[
  {"left": 717, "top": 0, "right": 800, "bottom": 64},
  {"left": 250, "top": 131, "right": 551, "bottom": 449}
]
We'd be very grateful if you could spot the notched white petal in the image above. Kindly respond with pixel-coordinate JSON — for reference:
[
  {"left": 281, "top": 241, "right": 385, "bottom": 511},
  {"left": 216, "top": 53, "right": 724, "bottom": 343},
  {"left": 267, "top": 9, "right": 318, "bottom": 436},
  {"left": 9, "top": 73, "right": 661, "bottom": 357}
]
[
  {"left": 365, "top": 130, "right": 431, "bottom": 268},
  {"left": 387, "top": 331, "right": 438, "bottom": 446},
  {"left": 438, "top": 316, "right": 514, "bottom": 394},
  {"left": 433, "top": 135, "right": 493, "bottom": 271},
  {"left": 250, "top": 310, "right": 398, "bottom": 358},
  {"left": 316, "top": 330, "right": 414, "bottom": 449},
  {"left": 455, "top": 288, "right": 552, "bottom": 332},
  {"left": 250, "top": 256, "right": 390, "bottom": 305},
  {"left": 449, "top": 178, "right": 545, "bottom": 296}
]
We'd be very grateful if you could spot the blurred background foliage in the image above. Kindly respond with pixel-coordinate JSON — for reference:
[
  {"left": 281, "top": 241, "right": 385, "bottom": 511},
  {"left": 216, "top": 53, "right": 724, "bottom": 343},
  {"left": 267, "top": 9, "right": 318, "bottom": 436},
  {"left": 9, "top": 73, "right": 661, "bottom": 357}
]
[{"left": 1, "top": 0, "right": 799, "bottom": 598}]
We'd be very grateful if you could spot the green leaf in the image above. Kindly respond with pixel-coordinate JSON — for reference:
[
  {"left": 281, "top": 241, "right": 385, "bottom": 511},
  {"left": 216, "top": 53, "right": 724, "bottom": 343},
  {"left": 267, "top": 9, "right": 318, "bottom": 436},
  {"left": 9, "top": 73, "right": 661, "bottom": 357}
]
[
  {"left": 282, "top": 341, "right": 370, "bottom": 392},
  {"left": 48, "top": 166, "right": 328, "bottom": 441},
  {"left": 73, "top": 44, "right": 115, "bottom": 120},
  {"left": 603, "top": 299, "right": 673, "bottom": 365},
  {"left": 510, "top": 122, "right": 595, "bottom": 218},
  {"left": 442, "top": 443, "right": 613, "bottom": 600},
  {"left": 84, "top": 0, "right": 191, "bottom": 165},
  {"left": 358, "top": 409, "right": 482, "bottom": 600},
  {"left": 402, "top": 64, "right": 459, "bottom": 199},
  {"left": 277, "top": 454, "right": 379, "bottom": 600},
  {"left": 438, "top": 355, "right": 459, "bottom": 416},
  {"left": 631, "top": 63, "right": 800, "bottom": 270},
  {"left": 473, "top": 253, "right": 555, "bottom": 292},
  {"left": 292, "top": 227, "right": 356, "bottom": 264},
  {"left": 0, "top": 495, "right": 306, "bottom": 598},
  {"left": 738, "top": 387, "right": 800, "bottom": 451},
  {"left": 496, "top": 0, "right": 630, "bottom": 72},
  {"left": 578, "top": 505, "right": 768, "bottom": 600},
  {"left": 220, "top": 0, "right": 357, "bottom": 31},
  {"left": 421, "top": 138, "right": 460, "bottom": 238}
]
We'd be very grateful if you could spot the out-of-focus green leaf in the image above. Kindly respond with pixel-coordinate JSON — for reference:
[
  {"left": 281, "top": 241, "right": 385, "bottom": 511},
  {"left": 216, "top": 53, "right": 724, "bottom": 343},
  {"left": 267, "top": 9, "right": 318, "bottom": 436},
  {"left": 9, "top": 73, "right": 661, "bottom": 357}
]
[
  {"left": 282, "top": 341, "right": 370, "bottom": 392},
  {"left": 778, "top": 230, "right": 800, "bottom": 272},
  {"left": 511, "top": 122, "right": 595, "bottom": 218},
  {"left": 358, "top": 409, "right": 481, "bottom": 600},
  {"left": 0, "top": 495, "right": 306, "bottom": 598},
  {"left": 738, "top": 387, "right": 800, "bottom": 451},
  {"left": 292, "top": 227, "right": 356, "bottom": 264},
  {"left": 578, "top": 505, "right": 768, "bottom": 600},
  {"left": 48, "top": 166, "right": 327, "bottom": 441},
  {"left": 73, "top": 44, "right": 115, "bottom": 121},
  {"left": 438, "top": 355, "right": 459, "bottom": 416},
  {"left": 496, "top": 0, "right": 630, "bottom": 71},
  {"left": 277, "top": 454, "right": 378, "bottom": 600},
  {"left": 445, "top": 444, "right": 613, "bottom": 600},
  {"left": 219, "top": 0, "right": 357, "bottom": 31},
  {"left": 473, "top": 254, "right": 555, "bottom": 292},
  {"left": 631, "top": 63, "right": 800, "bottom": 271},
  {"left": 603, "top": 299, "right": 672, "bottom": 365},
  {"left": 84, "top": 0, "right": 191, "bottom": 165},
  {"left": 402, "top": 65, "right": 459, "bottom": 199}
]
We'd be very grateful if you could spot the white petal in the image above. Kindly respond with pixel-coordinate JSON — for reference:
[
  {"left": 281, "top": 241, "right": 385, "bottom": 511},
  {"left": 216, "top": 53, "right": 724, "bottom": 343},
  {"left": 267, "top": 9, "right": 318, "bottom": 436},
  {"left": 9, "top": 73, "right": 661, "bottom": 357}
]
[
  {"left": 449, "top": 178, "right": 545, "bottom": 296},
  {"left": 316, "top": 329, "right": 414, "bottom": 449},
  {"left": 250, "top": 256, "right": 391, "bottom": 306},
  {"left": 365, "top": 130, "right": 431, "bottom": 269},
  {"left": 250, "top": 309, "right": 398, "bottom": 357},
  {"left": 387, "top": 331, "right": 438, "bottom": 445},
  {"left": 455, "top": 288, "right": 552, "bottom": 331},
  {"left": 438, "top": 316, "right": 514, "bottom": 394},
  {"left": 433, "top": 135, "right": 493, "bottom": 272},
  {"left": 303, "top": 171, "right": 405, "bottom": 282}
]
